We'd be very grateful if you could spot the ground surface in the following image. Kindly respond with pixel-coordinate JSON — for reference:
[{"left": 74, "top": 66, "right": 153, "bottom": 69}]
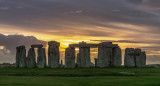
[{"left": 0, "top": 68, "right": 160, "bottom": 86}]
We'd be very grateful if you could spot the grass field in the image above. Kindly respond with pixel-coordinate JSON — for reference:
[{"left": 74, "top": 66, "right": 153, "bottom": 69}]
[{"left": 0, "top": 68, "right": 160, "bottom": 86}]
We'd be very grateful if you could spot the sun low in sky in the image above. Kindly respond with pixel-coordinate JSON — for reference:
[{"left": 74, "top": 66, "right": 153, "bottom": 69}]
[{"left": 0, "top": 0, "right": 160, "bottom": 64}]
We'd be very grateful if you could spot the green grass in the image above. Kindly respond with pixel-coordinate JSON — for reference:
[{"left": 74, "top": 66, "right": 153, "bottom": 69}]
[{"left": 0, "top": 68, "right": 160, "bottom": 86}]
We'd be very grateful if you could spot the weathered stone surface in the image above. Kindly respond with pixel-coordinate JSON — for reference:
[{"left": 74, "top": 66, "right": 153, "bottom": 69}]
[
  {"left": 31, "top": 44, "right": 43, "bottom": 48},
  {"left": 65, "top": 47, "right": 75, "bottom": 68},
  {"left": 69, "top": 41, "right": 98, "bottom": 48},
  {"left": 48, "top": 41, "right": 60, "bottom": 68},
  {"left": 69, "top": 44, "right": 98, "bottom": 48},
  {"left": 16, "top": 46, "right": 26, "bottom": 68},
  {"left": 98, "top": 42, "right": 118, "bottom": 48},
  {"left": 111, "top": 47, "right": 122, "bottom": 67},
  {"left": 124, "top": 48, "right": 136, "bottom": 67},
  {"left": 97, "top": 46, "right": 112, "bottom": 67},
  {"left": 135, "top": 48, "right": 141, "bottom": 56},
  {"left": 79, "top": 47, "right": 91, "bottom": 67},
  {"left": 141, "top": 52, "right": 146, "bottom": 67},
  {"left": 37, "top": 48, "right": 46, "bottom": 68},
  {"left": 26, "top": 48, "right": 36, "bottom": 68},
  {"left": 136, "top": 51, "right": 146, "bottom": 67},
  {"left": 48, "top": 41, "right": 60, "bottom": 46}
]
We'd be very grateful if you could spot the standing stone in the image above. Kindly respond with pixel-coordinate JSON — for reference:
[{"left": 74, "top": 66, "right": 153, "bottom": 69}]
[
  {"left": 135, "top": 48, "right": 141, "bottom": 67},
  {"left": 16, "top": 47, "right": 20, "bottom": 68},
  {"left": 97, "top": 43, "right": 113, "bottom": 67},
  {"left": 111, "top": 47, "right": 122, "bottom": 67},
  {"left": 141, "top": 52, "right": 146, "bottom": 67},
  {"left": 16, "top": 46, "right": 26, "bottom": 68},
  {"left": 65, "top": 47, "right": 75, "bottom": 68},
  {"left": 124, "top": 48, "right": 136, "bottom": 67},
  {"left": 37, "top": 48, "right": 46, "bottom": 68},
  {"left": 48, "top": 41, "right": 60, "bottom": 68},
  {"left": 135, "top": 49, "right": 146, "bottom": 67},
  {"left": 79, "top": 47, "right": 91, "bottom": 67},
  {"left": 77, "top": 53, "right": 81, "bottom": 67},
  {"left": 27, "top": 48, "right": 36, "bottom": 68}
]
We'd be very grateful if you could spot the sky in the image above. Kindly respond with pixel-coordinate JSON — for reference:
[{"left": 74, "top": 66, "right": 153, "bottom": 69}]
[{"left": 0, "top": 0, "right": 160, "bottom": 64}]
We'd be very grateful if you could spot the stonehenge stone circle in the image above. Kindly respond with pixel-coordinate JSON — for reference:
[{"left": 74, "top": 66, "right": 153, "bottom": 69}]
[
  {"left": 15, "top": 41, "right": 147, "bottom": 68},
  {"left": 65, "top": 47, "right": 76, "bottom": 68},
  {"left": 48, "top": 41, "right": 60, "bottom": 68}
]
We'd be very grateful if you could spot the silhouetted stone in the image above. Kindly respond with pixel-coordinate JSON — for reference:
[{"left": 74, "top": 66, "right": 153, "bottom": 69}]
[
  {"left": 141, "top": 52, "right": 146, "bottom": 67},
  {"left": 48, "top": 41, "right": 60, "bottom": 68},
  {"left": 77, "top": 53, "right": 81, "bottom": 67},
  {"left": 27, "top": 48, "right": 36, "bottom": 68},
  {"left": 16, "top": 46, "right": 26, "bottom": 68},
  {"left": 135, "top": 48, "right": 141, "bottom": 56},
  {"left": 97, "top": 45, "right": 112, "bottom": 67},
  {"left": 111, "top": 47, "right": 122, "bottom": 67},
  {"left": 31, "top": 44, "right": 43, "bottom": 48},
  {"left": 136, "top": 51, "right": 146, "bottom": 67},
  {"left": 37, "top": 48, "right": 46, "bottom": 68},
  {"left": 124, "top": 48, "right": 136, "bottom": 67},
  {"left": 79, "top": 47, "right": 91, "bottom": 67},
  {"left": 65, "top": 47, "right": 75, "bottom": 68},
  {"left": 97, "top": 42, "right": 119, "bottom": 67}
]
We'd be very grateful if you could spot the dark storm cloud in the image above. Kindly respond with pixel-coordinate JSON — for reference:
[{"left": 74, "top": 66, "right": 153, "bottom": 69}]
[
  {"left": 0, "top": 34, "right": 47, "bottom": 63},
  {"left": 0, "top": 0, "right": 160, "bottom": 37},
  {"left": 126, "top": 0, "right": 143, "bottom": 4}
]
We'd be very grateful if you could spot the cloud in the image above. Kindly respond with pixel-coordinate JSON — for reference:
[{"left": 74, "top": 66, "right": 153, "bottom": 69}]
[
  {"left": 0, "top": 34, "right": 47, "bottom": 63},
  {"left": 0, "top": 0, "right": 160, "bottom": 64}
]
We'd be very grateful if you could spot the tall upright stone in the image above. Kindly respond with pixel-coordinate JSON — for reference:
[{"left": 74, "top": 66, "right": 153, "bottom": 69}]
[
  {"left": 16, "top": 47, "right": 20, "bottom": 68},
  {"left": 124, "top": 48, "right": 136, "bottom": 67},
  {"left": 141, "top": 51, "right": 146, "bottom": 67},
  {"left": 97, "top": 42, "right": 115, "bottom": 67},
  {"left": 37, "top": 48, "right": 46, "bottom": 68},
  {"left": 135, "top": 48, "right": 146, "bottom": 67},
  {"left": 16, "top": 46, "right": 26, "bottom": 68},
  {"left": 48, "top": 41, "right": 60, "bottom": 68},
  {"left": 65, "top": 47, "right": 75, "bottom": 68},
  {"left": 26, "top": 48, "right": 36, "bottom": 68},
  {"left": 111, "top": 47, "right": 122, "bottom": 67},
  {"left": 79, "top": 47, "right": 91, "bottom": 67}
]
